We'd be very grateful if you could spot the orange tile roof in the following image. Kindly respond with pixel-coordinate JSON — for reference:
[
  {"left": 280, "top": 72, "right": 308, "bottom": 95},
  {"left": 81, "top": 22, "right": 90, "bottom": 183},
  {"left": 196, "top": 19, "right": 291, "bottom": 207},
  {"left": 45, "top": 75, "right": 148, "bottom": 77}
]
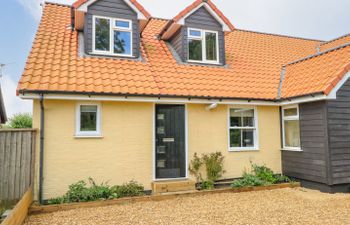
[
  {"left": 17, "top": 3, "right": 350, "bottom": 101},
  {"left": 319, "top": 33, "right": 350, "bottom": 52},
  {"left": 172, "top": 0, "right": 235, "bottom": 31},
  {"left": 280, "top": 43, "right": 350, "bottom": 99},
  {"left": 73, "top": 0, "right": 151, "bottom": 19}
]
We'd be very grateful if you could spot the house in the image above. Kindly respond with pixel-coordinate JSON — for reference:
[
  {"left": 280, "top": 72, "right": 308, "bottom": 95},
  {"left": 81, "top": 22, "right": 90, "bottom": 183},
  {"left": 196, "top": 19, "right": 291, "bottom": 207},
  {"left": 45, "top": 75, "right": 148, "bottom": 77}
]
[
  {"left": 17, "top": 0, "right": 350, "bottom": 202},
  {"left": 0, "top": 84, "right": 6, "bottom": 124}
]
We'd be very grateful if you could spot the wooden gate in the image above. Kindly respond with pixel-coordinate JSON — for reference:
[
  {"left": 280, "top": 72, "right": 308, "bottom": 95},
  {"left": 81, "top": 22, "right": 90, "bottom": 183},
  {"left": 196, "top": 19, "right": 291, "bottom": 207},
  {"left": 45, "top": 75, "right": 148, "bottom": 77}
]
[{"left": 0, "top": 129, "right": 36, "bottom": 201}]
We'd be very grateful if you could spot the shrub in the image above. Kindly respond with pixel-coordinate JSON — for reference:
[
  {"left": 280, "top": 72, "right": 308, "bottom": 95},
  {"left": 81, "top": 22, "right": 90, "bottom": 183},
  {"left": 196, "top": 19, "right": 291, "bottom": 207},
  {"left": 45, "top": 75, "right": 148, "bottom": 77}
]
[
  {"left": 6, "top": 113, "right": 32, "bottom": 129},
  {"left": 47, "top": 179, "right": 144, "bottom": 205},
  {"left": 231, "top": 163, "right": 291, "bottom": 188},
  {"left": 189, "top": 152, "right": 225, "bottom": 190},
  {"left": 199, "top": 180, "right": 215, "bottom": 190},
  {"left": 111, "top": 181, "right": 144, "bottom": 198},
  {"left": 202, "top": 152, "right": 226, "bottom": 182}
]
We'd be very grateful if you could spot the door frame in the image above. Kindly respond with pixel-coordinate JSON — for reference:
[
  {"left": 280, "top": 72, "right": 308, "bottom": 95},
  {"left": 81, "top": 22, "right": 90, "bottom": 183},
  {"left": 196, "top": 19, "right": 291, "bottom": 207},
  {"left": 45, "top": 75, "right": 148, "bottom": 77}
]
[{"left": 152, "top": 103, "right": 189, "bottom": 181}]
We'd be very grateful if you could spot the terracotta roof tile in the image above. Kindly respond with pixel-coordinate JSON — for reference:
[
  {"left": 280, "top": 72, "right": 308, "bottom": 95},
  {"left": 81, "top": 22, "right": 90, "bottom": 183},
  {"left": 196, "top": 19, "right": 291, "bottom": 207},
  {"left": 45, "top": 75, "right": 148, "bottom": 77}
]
[
  {"left": 18, "top": 3, "right": 350, "bottom": 100},
  {"left": 281, "top": 44, "right": 350, "bottom": 98},
  {"left": 319, "top": 33, "right": 350, "bottom": 52}
]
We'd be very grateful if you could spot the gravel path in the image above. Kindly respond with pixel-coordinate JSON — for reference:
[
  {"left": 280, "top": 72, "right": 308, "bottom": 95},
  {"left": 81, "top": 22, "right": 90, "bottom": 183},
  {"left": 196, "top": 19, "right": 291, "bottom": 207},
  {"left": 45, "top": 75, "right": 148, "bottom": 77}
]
[{"left": 24, "top": 188, "right": 350, "bottom": 225}]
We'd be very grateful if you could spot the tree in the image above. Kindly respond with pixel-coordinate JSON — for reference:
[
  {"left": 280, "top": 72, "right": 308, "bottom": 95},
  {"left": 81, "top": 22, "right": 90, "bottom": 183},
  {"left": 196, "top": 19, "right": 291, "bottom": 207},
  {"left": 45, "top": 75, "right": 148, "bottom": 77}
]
[{"left": 6, "top": 113, "right": 32, "bottom": 129}]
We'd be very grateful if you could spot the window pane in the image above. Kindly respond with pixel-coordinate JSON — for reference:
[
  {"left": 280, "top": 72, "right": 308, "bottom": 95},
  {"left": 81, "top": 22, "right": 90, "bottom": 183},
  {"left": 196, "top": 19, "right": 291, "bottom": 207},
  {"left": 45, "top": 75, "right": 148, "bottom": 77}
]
[
  {"left": 230, "top": 108, "right": 254, "bottom": 127},
  {"left": 115, "top": 20, "right": 130, "bottom": 29},
  {"left": 188, "top": 39, "right": 202, "bottom": 61},
  {"left": 242, "top": 130, "right": 254, "bottom": 147},
  {"left": 114, "top": 31, "right": 131, "bottom": 55},
  {"left": 284, "top": 120, "right": 301, "bottom": 148},
  {"left": 80, "top": 110, "right": 97, "bottom": 132},
  {"left": 81, "top": 105, "right": 97, "bottom": 112},
  {"left": 205, "top": 32, "right": 217, "bottom": 61},
  {"left": 189, "top": 29, "right": 201, "bottom": 37},
  {"left": 284, "top": 108, "right": 298, "bottom": 117},
  {"left": 230, "top": 129, "right": 241, "bottom": 147},
  {"left": 95, "top": 18, "right": 110, "bottom": 51}
]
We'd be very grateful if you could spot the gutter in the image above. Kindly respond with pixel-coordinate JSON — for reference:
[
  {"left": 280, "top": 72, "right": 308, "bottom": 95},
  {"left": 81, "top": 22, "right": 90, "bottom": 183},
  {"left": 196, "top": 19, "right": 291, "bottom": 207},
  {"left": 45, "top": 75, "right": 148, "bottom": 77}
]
[{"left": 39, "top": 94, "right": 45, "bottom": 204}]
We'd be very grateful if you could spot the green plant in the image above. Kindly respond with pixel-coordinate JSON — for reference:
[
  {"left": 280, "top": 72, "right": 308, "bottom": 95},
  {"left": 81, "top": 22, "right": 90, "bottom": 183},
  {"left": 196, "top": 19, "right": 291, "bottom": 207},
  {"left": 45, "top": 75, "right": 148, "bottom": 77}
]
[
  {"left": 47, "top": 179, "right": 144, "bottom": 205},
  {"left": 231, "top": 173, "right": 264, "bottom": 188},
  {"left": 6, "top": 113, "right": 32, "bottom": 129},
  {"left": 200, "top": 180, "right": 214, "bottom": 190},
  {"left": 189, "top": 152, "right": 225, "bottom": 190},
  {"left": 202, "top": 152, "right": 226, "bottom": 181},
  {"left": 189, "top": 153, "right": 203, "bottom": 183},
  {"left": 111, "top": 180, "right": 144, "bottom": 198},
  {"left": 231, "top": 163, "right": 292, "bottom": 188}
]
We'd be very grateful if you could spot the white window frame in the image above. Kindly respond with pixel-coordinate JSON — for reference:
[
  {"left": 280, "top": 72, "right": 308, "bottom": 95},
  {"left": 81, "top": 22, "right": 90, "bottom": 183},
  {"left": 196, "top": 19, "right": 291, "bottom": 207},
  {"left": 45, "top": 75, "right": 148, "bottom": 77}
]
[
  {"left": 228, "top": 106, "right": 259, "bottom": 152},
  {"left": 187, "top": 28, "right": 219, "bottom": 64},
  {"left": 92, "top": 15, "right": 133, "bottom": 57},
  {"left": 75, "top": 103, "right": 102, "bottom": 137},
  {"left": 282, "top": 105, "right": 302, "bottom": 151}
]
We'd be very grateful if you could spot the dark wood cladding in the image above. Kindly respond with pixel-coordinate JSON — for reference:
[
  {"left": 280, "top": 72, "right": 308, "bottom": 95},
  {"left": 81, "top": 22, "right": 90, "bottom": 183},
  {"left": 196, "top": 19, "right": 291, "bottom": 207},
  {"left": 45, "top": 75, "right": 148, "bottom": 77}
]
[
  {"left": 282, "top": 101, "right": 329, "bottom": 184},
  {"left": 327, "top": 78, "right": 350, "bottom": 185},
  {"left": 170, "top": 6, "right": 226, "bottom": 65},
  {"left": 84, "top": 0, "right": 140, "bottom": 58}
]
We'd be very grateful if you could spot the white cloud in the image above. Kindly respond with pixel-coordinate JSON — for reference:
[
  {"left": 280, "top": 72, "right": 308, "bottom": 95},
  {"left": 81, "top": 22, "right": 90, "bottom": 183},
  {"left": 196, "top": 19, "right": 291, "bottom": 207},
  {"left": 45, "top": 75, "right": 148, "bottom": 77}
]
[
  {"left": 1, "top": 75, "right": 32, "bottom": 117},
  {"left": 16, "top": 0, "right": 43, "bottom": 22}
]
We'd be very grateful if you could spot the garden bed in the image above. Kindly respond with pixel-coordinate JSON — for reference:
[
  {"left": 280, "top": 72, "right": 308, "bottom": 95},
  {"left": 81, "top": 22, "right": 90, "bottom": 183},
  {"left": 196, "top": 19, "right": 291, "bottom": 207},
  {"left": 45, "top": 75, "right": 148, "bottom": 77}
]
[{"left": 29, "top": 182, "right": 300, "bottom": 215}]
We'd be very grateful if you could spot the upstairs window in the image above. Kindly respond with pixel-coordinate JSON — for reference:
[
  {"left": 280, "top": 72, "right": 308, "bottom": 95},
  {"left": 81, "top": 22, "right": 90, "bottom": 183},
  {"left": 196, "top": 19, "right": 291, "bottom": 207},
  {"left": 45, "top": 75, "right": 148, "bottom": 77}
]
[
  {"left": 282, "top": 105, "right": 301, "bottom": 151},
  {"left": 93, "top": 16, "right": 132, "bottom": 57},
  {"left": 188, "top": 28, "right": 219, "bottom": 64}
]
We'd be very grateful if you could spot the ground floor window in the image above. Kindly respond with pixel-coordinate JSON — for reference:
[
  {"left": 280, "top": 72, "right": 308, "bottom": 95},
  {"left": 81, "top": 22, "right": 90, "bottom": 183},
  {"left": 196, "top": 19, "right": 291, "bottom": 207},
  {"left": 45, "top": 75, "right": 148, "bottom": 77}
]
[
  {"left": 282, "top": 105, "right": 301, "bottom": 150},
  {"left": 76, "top": 103, "right": 101, "bottom": 137},
  {"left": 229, "top": 107, "right": 258, "bottom": 151}
]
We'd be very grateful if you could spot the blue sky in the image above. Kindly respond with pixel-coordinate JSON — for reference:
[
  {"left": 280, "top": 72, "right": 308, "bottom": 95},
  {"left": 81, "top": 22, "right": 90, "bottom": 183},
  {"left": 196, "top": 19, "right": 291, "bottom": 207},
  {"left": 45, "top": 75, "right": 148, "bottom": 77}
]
[{"left": 1, "top": 0, "right": 349, "bottom": 117}]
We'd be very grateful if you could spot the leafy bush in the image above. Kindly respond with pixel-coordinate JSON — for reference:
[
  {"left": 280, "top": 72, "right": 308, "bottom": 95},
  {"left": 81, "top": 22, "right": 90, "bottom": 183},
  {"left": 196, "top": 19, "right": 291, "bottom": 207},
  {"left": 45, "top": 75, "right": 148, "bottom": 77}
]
[
  {"left": 47, "top": 179, "right": 144, "bottom": 205},
  {"left": 231, "top": 173, "right": 264, "bottom": 188},
  {"left": 6, "top": 113, "right": 32, "bottom": 129},
  {"left": 231, "top": 163, "right": 291, "bottom": 188},
  {"left": 189, "top": 152, "right": 225, "bottom": 190},
  {"left": 199, "top": 180, "right": 215, "bottom": 190},
  {"left": 202, "top": 152, "right": 225, "bottom": 182},
  {"left": 111, "top": 181, "right": 144, "bottom": 198}
]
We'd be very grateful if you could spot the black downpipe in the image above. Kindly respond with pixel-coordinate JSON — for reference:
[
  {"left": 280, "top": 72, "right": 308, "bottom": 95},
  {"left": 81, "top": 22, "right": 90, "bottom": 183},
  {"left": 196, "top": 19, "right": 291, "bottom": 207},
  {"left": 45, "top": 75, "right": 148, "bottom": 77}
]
[{"left": 39, "top": 94, "right": 45, "bottom": 204}]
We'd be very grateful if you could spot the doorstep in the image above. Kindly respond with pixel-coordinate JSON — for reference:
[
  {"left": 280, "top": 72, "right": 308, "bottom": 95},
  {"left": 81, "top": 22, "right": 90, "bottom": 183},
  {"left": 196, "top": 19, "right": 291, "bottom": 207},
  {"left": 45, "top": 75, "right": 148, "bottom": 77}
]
[{"left": 151, "top": 179, "right": 196, "bottom": 195}]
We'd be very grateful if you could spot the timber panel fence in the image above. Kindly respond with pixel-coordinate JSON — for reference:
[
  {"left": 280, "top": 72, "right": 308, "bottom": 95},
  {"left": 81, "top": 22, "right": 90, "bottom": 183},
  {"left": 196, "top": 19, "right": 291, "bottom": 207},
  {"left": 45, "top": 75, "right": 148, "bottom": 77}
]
[{"left": 0, "top": 129, "right": 36, "bottom": 201}]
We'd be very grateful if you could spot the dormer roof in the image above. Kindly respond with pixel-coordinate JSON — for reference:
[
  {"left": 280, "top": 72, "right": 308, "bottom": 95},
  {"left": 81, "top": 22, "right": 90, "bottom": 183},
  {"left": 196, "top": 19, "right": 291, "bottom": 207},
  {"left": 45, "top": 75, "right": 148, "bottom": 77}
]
[
  {"left": 161, "top": 0, "right": 235, "bottom": 40},
  {"left": 73, "top": 0, "right": 151, "bottom": 19}
]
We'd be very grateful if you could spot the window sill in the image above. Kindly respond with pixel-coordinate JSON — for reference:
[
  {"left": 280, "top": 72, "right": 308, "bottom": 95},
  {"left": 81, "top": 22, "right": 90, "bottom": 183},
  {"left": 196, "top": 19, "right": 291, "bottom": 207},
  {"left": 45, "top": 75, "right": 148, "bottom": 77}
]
[
  {"left": 74, "top": 135, "right": 104, "bottom": 139},
  {"left": 187, "top": 60, "right": 221, "bottom": 65},
  {"left": 281, "top": 148, "right": 303, "bottom": 152},
  {"left": 90, "top": 51, "right": 134, "bottom": 58},
  {"left": 229, "top": 148, "right": 259, "bottom": 152}
]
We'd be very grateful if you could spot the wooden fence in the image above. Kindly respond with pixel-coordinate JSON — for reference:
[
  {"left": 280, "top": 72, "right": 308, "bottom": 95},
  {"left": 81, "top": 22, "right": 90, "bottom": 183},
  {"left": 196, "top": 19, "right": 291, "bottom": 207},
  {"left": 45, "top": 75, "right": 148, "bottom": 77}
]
[{"left": 0, "top": 129, "right": 36, "bottom": 201}]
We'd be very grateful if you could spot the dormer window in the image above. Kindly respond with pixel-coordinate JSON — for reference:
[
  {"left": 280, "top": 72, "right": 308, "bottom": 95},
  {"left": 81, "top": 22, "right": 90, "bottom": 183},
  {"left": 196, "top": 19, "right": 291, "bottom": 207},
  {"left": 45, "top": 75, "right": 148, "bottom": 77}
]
[
  {"left": 188, "top": 28, "right": 219, "bottom": 64},
  {"left": 93, "top": 16, "right": 133, "bottom": 57}
]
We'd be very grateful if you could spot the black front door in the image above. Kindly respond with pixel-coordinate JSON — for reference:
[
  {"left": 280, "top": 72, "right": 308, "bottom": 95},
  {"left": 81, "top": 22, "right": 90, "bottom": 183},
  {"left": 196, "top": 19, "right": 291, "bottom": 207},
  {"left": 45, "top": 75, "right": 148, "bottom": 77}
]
[{"left": 155, "top": 105, "right": 186, "bottom": 179}]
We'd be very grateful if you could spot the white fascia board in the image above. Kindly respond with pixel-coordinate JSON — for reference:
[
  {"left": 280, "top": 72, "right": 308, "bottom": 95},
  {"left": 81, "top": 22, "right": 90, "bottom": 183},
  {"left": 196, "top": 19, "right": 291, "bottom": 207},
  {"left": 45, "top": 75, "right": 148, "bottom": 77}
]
[
  {"left": 177, "top": 3, "right": 231, "bottom": 32},
  {"left": 77, "top": 0, "right": 147, "bottom": 20},
  {"left": 19, "top": 92, "right": 332, "bottom": 106},
  {"left": 20, "top": 93, "right": 279, "bottom": 106},
  {"left": 326, "top": 71, "right": 350, "bottom": 99}
]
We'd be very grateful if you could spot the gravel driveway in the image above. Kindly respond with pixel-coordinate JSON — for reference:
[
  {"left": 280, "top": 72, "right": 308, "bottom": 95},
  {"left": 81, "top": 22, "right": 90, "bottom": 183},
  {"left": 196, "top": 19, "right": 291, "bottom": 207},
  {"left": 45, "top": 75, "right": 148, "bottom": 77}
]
[{"left": 24, "top": 188, "right": 350, "bottom": 225}]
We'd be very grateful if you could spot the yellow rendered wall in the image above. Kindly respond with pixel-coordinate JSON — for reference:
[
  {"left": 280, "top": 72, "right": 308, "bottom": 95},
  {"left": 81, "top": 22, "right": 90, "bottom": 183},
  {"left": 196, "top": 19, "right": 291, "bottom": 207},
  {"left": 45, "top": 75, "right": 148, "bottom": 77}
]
[
  {"left": 187, "top": 104, "right": 282, "bottom": 180},
  {"left": 32, "top": 100, "right": 281, "bottom": 200}
]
